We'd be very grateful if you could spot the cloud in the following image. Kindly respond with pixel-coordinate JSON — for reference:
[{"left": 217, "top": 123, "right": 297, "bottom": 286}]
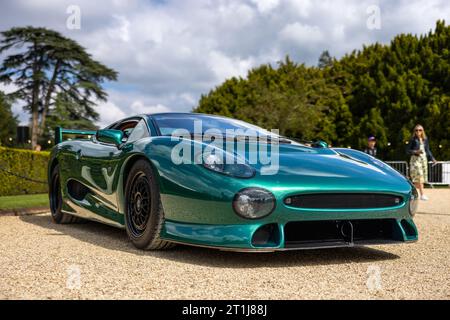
[
  {"left": 129, "top": 101, "right": 168, "bottom": 114},
  {"left": 109, "top": 15, "right": 131, "bottom": 42},
  {"left": 250, "top": 0, "right": 280, "bottom": 14},
  {"left": 96, "top": 98, "right": 170, "bottom": 128},
  {"left": 0, "top": 0, "right": 449, "bottom": 127},
  {"left": 286, "top": 0, "right": 312, "bottom": 18},
  {"left": 279, "top": 22, "right": 324, "bottom": 46},
  {"left": 96, "top": 101, "right": 127, "bottom": 127},
  {"left": 208, "top": 51, "right": 255, "bottom": 81}
]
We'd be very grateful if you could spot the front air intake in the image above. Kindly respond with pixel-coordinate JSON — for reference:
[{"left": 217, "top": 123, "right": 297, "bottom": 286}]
[
  {"left": 251, "top": 224, "right": 280, "bottom": 248},
  {"left": 284, "top": 219, "right": 401, "bottom": 249},
  {"left": 284, "top": 193, "right": 403, "bottom": 209}
]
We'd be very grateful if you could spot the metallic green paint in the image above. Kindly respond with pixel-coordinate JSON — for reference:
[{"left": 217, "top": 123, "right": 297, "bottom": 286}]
[
  {"left": 96, "top": 129, "right": 124, "bottom": 146},
  {"left": 55, "top": 127, "right": 97, "bottom": 144},
  {"left": 161, "top": 218, "right": 417, "bottom": 250},
  {"left": 48, "top": 114, "right": 419, "bottom": 250}
]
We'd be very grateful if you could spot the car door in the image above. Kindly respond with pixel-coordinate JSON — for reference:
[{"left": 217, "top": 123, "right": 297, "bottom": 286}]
[{"left": 75, "top": 118, "right": 142, "bottom": 223}]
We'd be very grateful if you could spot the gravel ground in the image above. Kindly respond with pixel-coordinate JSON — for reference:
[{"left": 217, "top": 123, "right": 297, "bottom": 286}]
[{"left": 0, "top": 189, "right": 449, "bottom": 300}]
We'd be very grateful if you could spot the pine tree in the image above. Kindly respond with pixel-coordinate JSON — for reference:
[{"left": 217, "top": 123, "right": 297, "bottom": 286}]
[
  {"left": 0, "top": 27, "right": 118, "bottom": 149},
  {"left": 0, "top": 90, "right": 18, "bottom": 146},
  {"left": 318, "top": 50, "right": 333, "bottom": 68},
  {"left": 195, "top": 20, "right": 450, "bottom": 159}
]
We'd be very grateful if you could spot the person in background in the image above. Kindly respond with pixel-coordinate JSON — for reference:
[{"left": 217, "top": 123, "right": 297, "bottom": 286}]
[
  {"left": 364, "top": 136, "right": 378, "bottom": 158},
  {"left": 407, "top": 124, "right": 437, "bottom": 201}
]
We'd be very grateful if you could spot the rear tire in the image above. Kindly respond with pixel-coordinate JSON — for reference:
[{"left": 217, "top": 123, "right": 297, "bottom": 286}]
[
  {"left": 49, "top": 164, "right": 81, "bottom": 224},
  {"left": 124, "top": 159, "right": 175, "bottom": 250}
]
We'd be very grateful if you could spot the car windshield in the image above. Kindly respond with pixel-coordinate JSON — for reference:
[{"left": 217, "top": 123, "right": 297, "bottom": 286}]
[{"left": 152, "top": 114, "right": 280, "bottom": 139}]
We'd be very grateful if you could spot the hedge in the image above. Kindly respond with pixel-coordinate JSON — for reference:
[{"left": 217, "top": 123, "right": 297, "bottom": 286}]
[{"left": 0, "top": 147, "right": 50, "bottom": 196}]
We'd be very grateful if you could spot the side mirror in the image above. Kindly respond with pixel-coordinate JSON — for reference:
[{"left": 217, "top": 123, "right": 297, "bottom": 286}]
[
  {"left": 312, "top": 140, "right": 329, "bottom": 148},
  {"left": 96, "top": 129, "right": 123, "bottom": 147}
]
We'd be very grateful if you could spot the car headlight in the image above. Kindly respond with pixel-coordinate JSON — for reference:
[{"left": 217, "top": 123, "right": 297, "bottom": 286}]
[
  {"left": 233, "top": 188, "right": 276, "bottom": 219},
  {"left": 409, "top": 186, "right": 419, "bottom": 216},
  {"left": 201, "top": 153, "right": 255, "bottom": 178}
]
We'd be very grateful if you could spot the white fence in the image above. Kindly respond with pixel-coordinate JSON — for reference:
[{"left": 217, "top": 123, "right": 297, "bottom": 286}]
[
  {"left": 385, "top": 161, "right": 409, "bottom": 177},
  {"left": 385, "top": 161, "right": 450, "bottom": 186}
]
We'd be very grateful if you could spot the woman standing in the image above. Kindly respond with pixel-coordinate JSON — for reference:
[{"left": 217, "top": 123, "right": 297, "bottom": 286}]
[{"left": 407, "top": 125, "right": 437, "bottom": 200}]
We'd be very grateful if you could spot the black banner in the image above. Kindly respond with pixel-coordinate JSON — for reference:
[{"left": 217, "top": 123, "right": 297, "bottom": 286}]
[{"left": 0, "top": 300, "right": 445, "bottom": 319}]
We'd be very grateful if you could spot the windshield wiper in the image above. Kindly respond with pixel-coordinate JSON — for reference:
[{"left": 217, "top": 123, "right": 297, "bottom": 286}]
[
  {"left": 219, "top": 134, "right": 292, "bottom": 144},
  {"left": 169, "top": 133, "right": 293, "bottom": 144},
  {"left": 281, "top": 136, "right": 329, "bottom": 148}
]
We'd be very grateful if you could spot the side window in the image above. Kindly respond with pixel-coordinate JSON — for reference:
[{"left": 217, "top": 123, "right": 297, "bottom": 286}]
[
  {"left": 110, "top": 120, "right": 138, "bottom": 142},
  {"left": 126, "top": 119, "right": 150, "bottom": 143}
]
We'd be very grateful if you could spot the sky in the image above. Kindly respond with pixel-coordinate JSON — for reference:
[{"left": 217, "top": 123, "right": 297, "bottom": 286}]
[{"left": 0, "top": 0, "right": 449, "bottom": 127}]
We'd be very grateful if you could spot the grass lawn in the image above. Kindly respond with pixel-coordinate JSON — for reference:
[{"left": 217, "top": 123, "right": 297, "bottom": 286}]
[{"left": 0, "top": 194, "right": 49, "bottom": 210}]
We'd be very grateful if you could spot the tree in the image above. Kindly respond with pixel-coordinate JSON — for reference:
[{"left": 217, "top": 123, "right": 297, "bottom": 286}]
[
  {"left": 336, "top": 20, "right": 450, "bottom": 159},
  {"left": 194, "top": 20, "right": 450, "bottom": 159},
  {"left": 0, "top": 90, "right": 18, "bottom": 146},
  {"left": 196, "top": 56, "right": 351, "bottom": 143},
  {"left": 0, "top": 27, "right": 118, "bottom": 149},
  {"left": 39, "top": 92, "right": 99, "bottom": 147},
  {"left": 46, "top": 92, "right": 99, "bottom": 131},
  {"left": 43, "top": 93, "right": 99, "bottom": 141},
  {"left": 318, "top": 50, "right": 333, "bottom": 69}
]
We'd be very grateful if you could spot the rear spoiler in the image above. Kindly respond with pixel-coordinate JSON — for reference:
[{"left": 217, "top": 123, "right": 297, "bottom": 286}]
[{"left": 55, "top": 127, "right": 97, "bottom": 144}]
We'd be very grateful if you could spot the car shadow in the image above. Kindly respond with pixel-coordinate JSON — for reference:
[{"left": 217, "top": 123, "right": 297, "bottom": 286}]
[{"left": 20, "top": 214, "right": 400, "bottom": 268}]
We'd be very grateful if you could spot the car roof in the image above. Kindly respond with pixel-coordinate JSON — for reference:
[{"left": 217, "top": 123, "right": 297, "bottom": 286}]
[
  {"left": 107, "top": 112, "right": 230, "bottom": 129},
  {"left": 146, "top": 112, "right": 228, "bottom": 118}
]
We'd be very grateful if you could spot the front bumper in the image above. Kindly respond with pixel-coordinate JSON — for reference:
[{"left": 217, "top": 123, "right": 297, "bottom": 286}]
[{"left": 160, "top": 218, "right": 418, "bottom": 251}]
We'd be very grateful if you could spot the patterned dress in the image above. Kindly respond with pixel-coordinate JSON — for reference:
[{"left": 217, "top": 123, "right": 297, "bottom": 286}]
[{"left": 410, "top": 140, "right": 428, "bottom": 183}]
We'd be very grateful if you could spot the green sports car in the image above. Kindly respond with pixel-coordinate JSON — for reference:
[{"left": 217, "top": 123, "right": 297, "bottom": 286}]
[{"left": 48, "top": 113, "right": 419, "bottom": 251}]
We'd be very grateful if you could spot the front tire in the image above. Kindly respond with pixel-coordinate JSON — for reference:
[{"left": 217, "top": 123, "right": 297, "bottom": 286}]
[{"left": 124, "top": 159, "right": 174, "bottom": 250}]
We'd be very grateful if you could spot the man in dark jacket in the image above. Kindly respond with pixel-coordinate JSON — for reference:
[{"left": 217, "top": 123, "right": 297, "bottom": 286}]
[{"left": 363, "top": 136, "right": 378, "bottom": 158}]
